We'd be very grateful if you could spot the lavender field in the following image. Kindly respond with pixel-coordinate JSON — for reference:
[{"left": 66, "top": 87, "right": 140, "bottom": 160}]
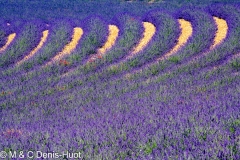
[{"left": 0, "top": 0, "right": 239, "bottom": 159}]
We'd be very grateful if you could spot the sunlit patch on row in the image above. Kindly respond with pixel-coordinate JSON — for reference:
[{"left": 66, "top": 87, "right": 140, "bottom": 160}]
[
  {"left": 98, "top": 25, "right": 119, "bottom": 54},
  {"left": 0, "top": 33, "right": 16, "bottom": 53},
  {"left": 210, "top": 16, "right": 228, "bottom": 49},
  {"left": 190, "top": 17, "right": 228, "bottom": 61},
  {"left": 45, "top": 27, "right": 83, "bottom": 66},
  {"left": 87, "top": 25, "right": 119, "bottom": 63},
  {"left": 16, "top": 30, "right": 49, "bottom": 66},
  {"left": 127, "top": 22, "right": 156, "bottom": 59},
  {"left": 157, "top": 19, "right": 193, "bottom": 60}
]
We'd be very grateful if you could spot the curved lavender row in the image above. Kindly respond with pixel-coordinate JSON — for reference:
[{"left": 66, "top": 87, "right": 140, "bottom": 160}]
[
  {"left": 121, "top": 11, "right": 179, "bottom": 70},
  {"left": 184, "top": 4, "right": 240, "bottom": 72},
  {"left": 78, "top": 55, "right": 239, "bottom": 110},
  {"left": 51, "top": 50, "right": 239, "bottom": 111},
  {"left": 0, "top": 6, "right": 240, "bottom": 160},
  {"left": 0, "top": 5, "right": 237, "bottom": 101},
  {"left": 0, "top": 33, "right": 16, "bottom": 54},
  {"left": 54, "top": 16, "right": 109, "bottom": 75},
  {"left": 0, "top": 17, "right": 105, "bottom": 103},
  {"left": 61, "top": 14, "right": 144, "bottom": 77},
  {"left": 15, "top": 19, "right": 74, "bottom": 73},
  {"left": 95, "top": 14, "right": 144, "bottom": 67},
  {"left": 0, "top": 8, "right": 216, "bottom": 91},
  {"left": 44, "top": 28, "right": 82, "bottom": 66},
  {"left": 0, "top": 20, "right": 73, "bottom": 90},
  {"left": 17, "top": 30, "right": 49, "bottom": 66},
  {"left": 0, "top": 20, "right": 43, "bottom": 71},
  {"left": 4, "top": 47, "right": 237, "bottom": 119},
  {"left": 17, "top": 15, "right": 143, "bottom": 95},
  {"left": 0, "top": 20, "right": 47, "bottom": 71},
  {"left": 0, "top": 8, "right": 236, "bottom": 97}
]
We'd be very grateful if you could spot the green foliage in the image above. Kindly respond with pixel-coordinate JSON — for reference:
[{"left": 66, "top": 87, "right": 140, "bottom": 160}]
[
  {"left": 37, "top": 55, "right": 48, "bottom": 65},
  {"left": 129, "top": 59, "right": 139, "bottom": 67},
  {"left": 108, "top": 65, "right": 120, "bottom": 75},
  {"left": 142, "top": 139, "right": 157, "bottom": 155},
  {"left": 168, "top": 56, "right": 180, "bottom": 64},
  {"left": 0, "top": 30, "right": 7, "bottom": 46},
  {"left": 149, "top": 64, "right": 159, "bottom": 75},
  {"left": 182, "top": 128, "right": 191, "bottom": 138},
  {"left": 228, "top": 119, "right": 240, "bottom": 134},
  {"left": 87, "top": 35, "right": 99, "bottom": 46},
  {"left": 69, "top": 54, "right": 81, "bottom": 62},
  {"left": 87, "top": 49, "right": 96, "bottom": 55},
  {"left": 231, "top": 59, "right": 240, "bottom": 71},
  {"left": 23, "top": 62, "right": 34, "bottom": 71}
]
